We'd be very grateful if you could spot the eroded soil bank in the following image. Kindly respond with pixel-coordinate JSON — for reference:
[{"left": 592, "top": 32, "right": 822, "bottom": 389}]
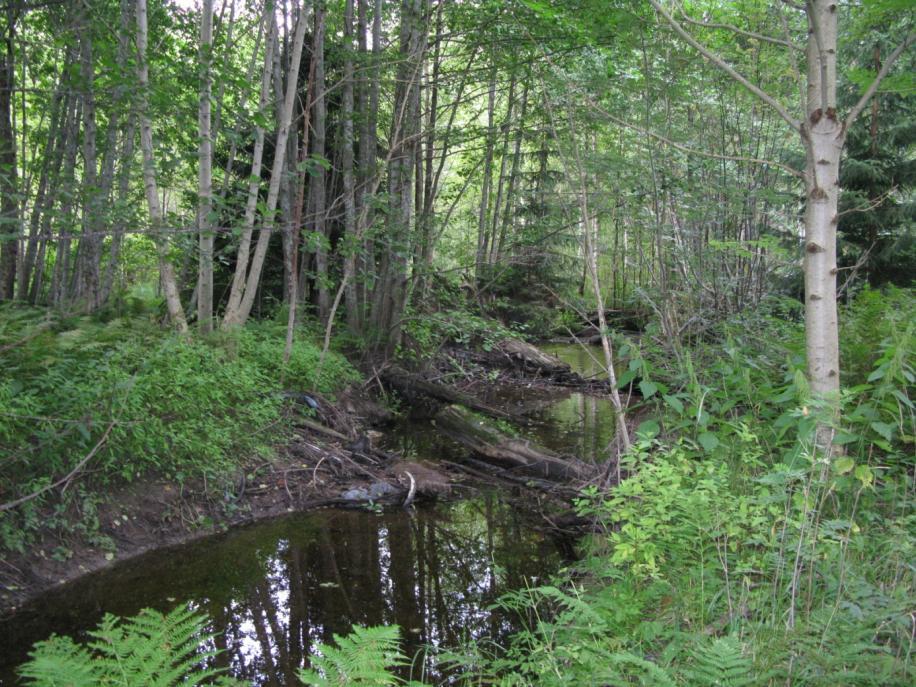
[{"left": 0, "top": 339, "right": 625, "bottom": 618}]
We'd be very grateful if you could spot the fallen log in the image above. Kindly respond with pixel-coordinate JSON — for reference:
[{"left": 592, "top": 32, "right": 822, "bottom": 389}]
[
  {"left": 381, "top": 366, "right": 513, "bottom": 419},
  {"left": 434, "top": 405, "right": 592, "bottom": 481},
  {"left": 497, "top": 339, "right": 571, "bottom": 375}
]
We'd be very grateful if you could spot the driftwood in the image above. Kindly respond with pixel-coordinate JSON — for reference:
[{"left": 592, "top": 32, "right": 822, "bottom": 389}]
[
  {"left": 497, "top": 339, "right": 571, "bottom": 375},
  {"left": 381, "top": 366, "right": 512, "bottom": 419},
  {"left": 434, "top": 405, "right": 591, "bottom": 481}
]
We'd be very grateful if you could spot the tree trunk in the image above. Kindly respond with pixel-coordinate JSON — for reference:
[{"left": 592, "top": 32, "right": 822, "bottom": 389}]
[
  {"left": 0, "top": 11, "right": 18, "bottom": 300},
  {"left": 71, "top": 13, "right": 102, "bottom": 311},
  {"left": 801, "top": 0, "right": 841, "bottom": 417},
  {"left": 435, "top": 405, "right": 590, "bottom": 481},
  {"left": 223, "top": 0, "right": 307, "bottom": 328},
  {"left": 371, "top": 0, "right": 423, "bottom": 355},
  {"left": 355, "top": 0, "right": 370, "bottom": 316},
  {"left": 341, "top": 0, "right": 359, "bottom": 333},
  {"left": 18, "top": 65, "right": 67, "bottom": 298},
  {"left": 283, "top": 2, "right": 322, "bottom": 365},
  {"left": 495, "top": 79, "right": 528, "bottom": 263},
  {"left": 474, "top": 66, "right": 497, "bottom": 287},
  {"left": 487, "top": 74, "right": 515, "bottom": 266},
  {"left": 197, "top": 0, "right": 214, "bottom": 333},
  {"left": 136, "top": 0, "right": 187, "bottom": 331},
  {"left": 222, "top": 8, "right": 276, "bottom": 328},
  {"left": 310, "top": 3, "right": 329, "bottom": 322},
  {"left": 46, "top": 98, "right": 81, "bottom": 307}
]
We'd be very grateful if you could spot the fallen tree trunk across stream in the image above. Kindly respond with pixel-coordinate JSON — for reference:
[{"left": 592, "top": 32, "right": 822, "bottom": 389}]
[
  {"left": 434, "top": 405, "right": 593, "bottom": 482},
  {"left": 381, "top": 365, "right": 513, "bottom": 419},
  {"left": 497, "top": 339, "right": 572, "bottom": 375}
]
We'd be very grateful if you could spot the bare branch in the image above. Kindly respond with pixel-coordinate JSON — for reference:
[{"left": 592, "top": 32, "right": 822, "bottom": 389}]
[
  {"left": 676, "top": 5, "right": 802, "bottom": 51},
  {"left": 846, "top": 31, "right": 915, "bottom": 129},
  {"left": 648, "top": 0, "right": 801, "bottom": 132},
  {"left": 779, "top": 4, "right": 807, "bottom": 117},
  {"left": 0, "top": 421, "right": 114, "bottom": 512},
  {"left": 806, "top": 0, "right": 830, "bottom": 114}
]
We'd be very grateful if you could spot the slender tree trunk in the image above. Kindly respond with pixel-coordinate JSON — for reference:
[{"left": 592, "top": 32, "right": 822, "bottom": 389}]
[
  {"left": 100, "top": 115, "right": 134, "bottom": 303},
  {"left": 45, "top": 97, "right": 80, "bottom": 306},
  {"left": 495, "top": 79, "right": 528, "bottom": 263},
  {"left": 283, "top": 2, "right": 321, "bottom": 365},
  {"left": 488, "top": 73, "right": 516, "bottom": 265},
  {"left": 361, "top": 0, "right": 381, "bottom": 311},
  {"left": 355, "top": 0, "right": 370, "bottom": 316},
  {"left": 370, "top": 0, "right": 423, "bottom": 355},
  {"left": 18, "top": 67, "right": 67, "bottom": 298},
  {"left": 222, "top": 8, "right": 276, "bottom": 328},
  {"left": 224, "top": 1, "right": 307, "bottom": 328},
  {"left": 310, "top": 3, "right": 329, "bottom": 322},
  {"left": 72, "top": 12, "right": 102, "bottom": 310},
  {"left": 341, "top": 0, "right": 359, "bottom": 333},
  {"left": 197, "top": 0, "right": 214, "bottom": 333},
  {"left": 136, "top": 0, "right": 187, "bottom": 331},
  {"left": 474, "top": 66, "right": 497, "bottom": 287},
  {"left": 0, "top": 10, "right": 18, "bottom": 300},
  {"left": 414, "top": 0, "right": 443, "bottom": 288}
]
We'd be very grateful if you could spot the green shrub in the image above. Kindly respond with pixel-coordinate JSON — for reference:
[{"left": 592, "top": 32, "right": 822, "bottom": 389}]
[{"left": 0, "top": 308, "right": 362, "bottom": 551}]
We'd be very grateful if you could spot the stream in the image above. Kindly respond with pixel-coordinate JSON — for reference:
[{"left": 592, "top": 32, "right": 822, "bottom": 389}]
[{"left": 0, "top": 344, "right": 613, "bottom": 685}]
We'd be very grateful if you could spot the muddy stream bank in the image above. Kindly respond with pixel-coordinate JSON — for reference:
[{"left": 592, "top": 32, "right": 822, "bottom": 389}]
[{"left": 1, "top": 343, "right": 623, "bottom": 684}]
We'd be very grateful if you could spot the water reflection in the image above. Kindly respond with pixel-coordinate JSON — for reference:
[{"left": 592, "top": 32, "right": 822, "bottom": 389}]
[
  {"left": 0, "top": 496, "right": 562, "bottom": 685},
  {"left": 539, "top": 342, "right": 616, "bottom": 381}
]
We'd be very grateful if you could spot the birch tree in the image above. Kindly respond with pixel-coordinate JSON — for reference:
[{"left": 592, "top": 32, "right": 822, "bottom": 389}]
[
  {"left": 222, "top": 0, "right": 308, "bottom": 329},
  {"left": 647, "top": 0, "right": 914, "bottom": 453},
  {"left": 136, "top": 0, "right": 187, "bottom": 332}
]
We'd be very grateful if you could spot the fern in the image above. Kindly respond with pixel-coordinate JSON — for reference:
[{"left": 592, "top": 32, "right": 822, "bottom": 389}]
[
  {"left": 682, "top": 635, "right": 759, "bottom": 687},
  {"left": 19, "top": 606, "right": 236, "bottom": 686},
  {"left": 298, "top": 625, "right": 412, "bottom": 686}
]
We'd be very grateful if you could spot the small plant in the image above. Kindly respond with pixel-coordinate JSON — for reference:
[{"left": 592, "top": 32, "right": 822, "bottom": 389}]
[
  {"left": 19, "top": 606, "right": 237, "bottom": 686},
  {"left": 298, "top": 625, "right": 417, "bottom": 687}
]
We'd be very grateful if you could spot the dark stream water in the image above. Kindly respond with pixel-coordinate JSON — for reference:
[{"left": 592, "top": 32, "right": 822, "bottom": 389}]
[
  {"left": 0, "top": 497, "right": 561, "bottom": 685},
  {"left": 0, "top": 344, "right": 612, "bottom": 685}
]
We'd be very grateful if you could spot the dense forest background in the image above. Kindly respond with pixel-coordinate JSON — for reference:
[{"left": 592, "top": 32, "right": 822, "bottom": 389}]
[
  {"left": 1, "top": 0, "right": 914, "bottom": 685},
  {"left": 0, "top": 0, "right": 910, "bottom": 339}
]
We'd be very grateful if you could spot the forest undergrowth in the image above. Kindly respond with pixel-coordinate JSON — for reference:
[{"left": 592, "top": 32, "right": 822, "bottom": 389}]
[
  {"left": 0, "top": 301, "right": 359, "bottom": 553},
  {"left": 16, "top": 288, "right": 915, "bottom": 685}
]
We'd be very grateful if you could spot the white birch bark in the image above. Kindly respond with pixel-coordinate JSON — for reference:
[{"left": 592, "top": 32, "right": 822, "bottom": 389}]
[
  {"left": 224, "top": 1, "right": 308, "bottom": 328},
  {"left": 136, "top": 0, "right": 187, "bottom": 332},
  {"left": 222, "top": 8, "right": 276, "bottom": 328}
]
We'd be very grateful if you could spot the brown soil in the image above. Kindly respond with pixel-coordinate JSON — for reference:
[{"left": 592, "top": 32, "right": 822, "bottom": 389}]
[
  {"left": 0, "top": 340, "right": 627, "bottom": 617},
  {"left": 0, "top": 399, "right": 456, "bottom": 617}
]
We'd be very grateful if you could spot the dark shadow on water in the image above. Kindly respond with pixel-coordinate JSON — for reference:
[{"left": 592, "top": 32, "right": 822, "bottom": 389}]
[{"left": 0, "top": 496, "right": 565, "bottom": 685}]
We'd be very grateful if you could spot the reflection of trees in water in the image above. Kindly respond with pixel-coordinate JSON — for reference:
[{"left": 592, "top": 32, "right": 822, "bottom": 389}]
[{"left": 202, "top": 497, "right": 559, "bottom": 685}]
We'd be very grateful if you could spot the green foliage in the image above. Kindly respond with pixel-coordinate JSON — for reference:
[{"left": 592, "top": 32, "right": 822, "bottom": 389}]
[
  {"left": 19, "top": 606, "right": 236, "bottom": 686},
  {"left": 298, "top": 625, "right": 417, "bottom": 687},
  {"left": 238, "top": 320, "right": 361, "bottom": 395},
  {"left": 398, "top": 308, "right": 519, "bottom": 363},
  {"left": 682, "top": 636, "right": 758, "bottom": 687},
  {"left": 484, "top": 288, "right": 915, "bottom": 686},
  {"left": 0, "top": 307, "right": 361, "bottom": 551}
]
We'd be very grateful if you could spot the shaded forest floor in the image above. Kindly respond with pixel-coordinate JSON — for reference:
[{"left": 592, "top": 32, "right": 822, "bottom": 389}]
[{"left": 0, "top": 310, "right": 610, "bottom": 613}]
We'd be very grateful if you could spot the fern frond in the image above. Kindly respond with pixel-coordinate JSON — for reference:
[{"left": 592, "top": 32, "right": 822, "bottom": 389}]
[
  {"left": 19, "top": 606, "right": 229, "bottom": 687},
  {"left": 299, "top": 625, "right": 407, "bottom": 686},
  {"left": 18, "top": 635, "right": 101, "bottom": 687},
  {"left": 683, "top": 635, "right": 759, "bottom": 687}
]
